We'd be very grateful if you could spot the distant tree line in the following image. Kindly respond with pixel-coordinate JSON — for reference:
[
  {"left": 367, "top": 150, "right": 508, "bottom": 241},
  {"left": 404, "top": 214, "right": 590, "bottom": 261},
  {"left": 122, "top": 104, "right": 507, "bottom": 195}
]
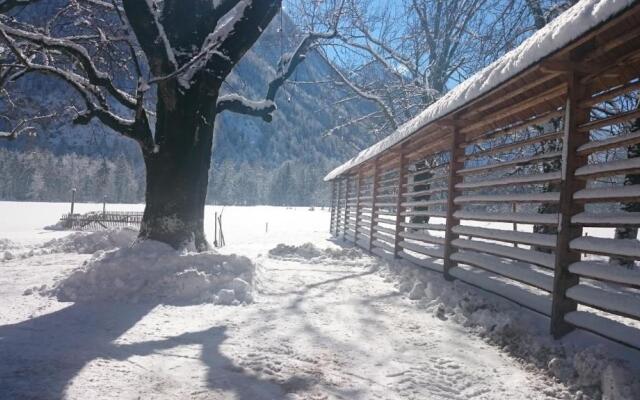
[{"left": 0, "top": 149, "right": 332, "bottom": 206}]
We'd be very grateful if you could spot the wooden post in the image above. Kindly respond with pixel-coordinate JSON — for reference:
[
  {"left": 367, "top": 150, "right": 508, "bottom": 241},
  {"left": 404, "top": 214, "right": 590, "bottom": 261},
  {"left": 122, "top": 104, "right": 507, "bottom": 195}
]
[
  {"left": 335, "top": 179, "right": 342, "bottom": 237},
  {"left": 214, "top": 211, "right": 218, "bottom": 247},
  {"left": 442, "top": 125, "right": 465, "bottom": 281},
  {"left": 332, "top": 180, "right": 336, "bottom": 234},
  {"left": 512, "top": 202, "right": 517, "bottom": 247},
  {"left": 550, "top": 71, "right": 589, "bottom": 338},
  {"left": 68, "top": 188, "right": 76, "bottom": 228},
  {"left": 394, "top": 145, "right": 408, "bottom": 257},
  {"left": 369, "top": 158, "right": 380, "bottom": 252},
  {"left": 103, "top": 195, "right": 107, "bottom": 216},
  {"left": 342, "top": 177, "right": 350, "bottom": 240},
  {"left": 354, "top": 170, "right": 362, "bottom": 241}
]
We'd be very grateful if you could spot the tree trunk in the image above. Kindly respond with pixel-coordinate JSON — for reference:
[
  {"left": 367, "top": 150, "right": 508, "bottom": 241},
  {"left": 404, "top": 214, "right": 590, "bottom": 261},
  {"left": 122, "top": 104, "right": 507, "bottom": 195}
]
[{"left": 139, "top": 85, "right": 218, "bottom": 251}]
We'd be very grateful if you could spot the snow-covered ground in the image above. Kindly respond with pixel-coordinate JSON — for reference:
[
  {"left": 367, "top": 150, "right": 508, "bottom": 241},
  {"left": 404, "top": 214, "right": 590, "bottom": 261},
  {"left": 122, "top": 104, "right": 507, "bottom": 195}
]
[{"left": 1, "top": 201, "right": 639, "bottom": 399}]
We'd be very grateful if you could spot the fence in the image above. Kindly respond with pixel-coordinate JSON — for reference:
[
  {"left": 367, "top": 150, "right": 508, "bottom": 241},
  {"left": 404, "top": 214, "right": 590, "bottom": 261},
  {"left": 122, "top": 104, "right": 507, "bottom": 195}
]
[
  {"left": 60, "top": 211, "right": 143, "bottom": 230},
  {"left": 328, "top": 2, "right": 640, "bottom": 350}
]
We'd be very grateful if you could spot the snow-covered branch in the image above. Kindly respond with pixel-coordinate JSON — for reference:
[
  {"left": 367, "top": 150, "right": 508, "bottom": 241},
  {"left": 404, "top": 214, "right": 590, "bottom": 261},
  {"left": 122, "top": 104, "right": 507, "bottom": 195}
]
[{"left": 216, "top": 94, "right": 276, "bottom": 122}]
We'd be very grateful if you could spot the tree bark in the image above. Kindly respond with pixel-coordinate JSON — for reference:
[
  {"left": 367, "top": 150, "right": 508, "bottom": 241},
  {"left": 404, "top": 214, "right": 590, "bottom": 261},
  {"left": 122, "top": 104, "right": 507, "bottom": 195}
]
[{"left": 139, "top": 83, "right": 218, "bottom": 251}]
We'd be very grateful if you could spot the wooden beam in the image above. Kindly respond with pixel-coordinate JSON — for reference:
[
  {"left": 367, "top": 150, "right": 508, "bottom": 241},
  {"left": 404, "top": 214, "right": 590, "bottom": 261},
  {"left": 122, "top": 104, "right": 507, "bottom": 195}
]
[
  {"left": 442, "top": 127, "right": 465, "bottom": 281},
  {"left": 354, "top": 170, "right": 362, "bottom": 241},
  {"left": 550, "top": 71, "right": 590, "bottom": 338},
  {"left": 393, "top": 144, "right": 408, "bottom": 257},
  {"left": 368, "top": 158, "right": 380, "bottom": 252},
  {"left": 330, "top": 180, "right": 336, "bottom": 235}
]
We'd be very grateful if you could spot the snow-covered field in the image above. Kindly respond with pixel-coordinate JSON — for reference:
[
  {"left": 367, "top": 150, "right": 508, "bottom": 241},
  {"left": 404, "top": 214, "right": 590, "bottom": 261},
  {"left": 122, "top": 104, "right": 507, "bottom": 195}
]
[{"left": 1, "top": 201, "right": 639, "bottom": 399}]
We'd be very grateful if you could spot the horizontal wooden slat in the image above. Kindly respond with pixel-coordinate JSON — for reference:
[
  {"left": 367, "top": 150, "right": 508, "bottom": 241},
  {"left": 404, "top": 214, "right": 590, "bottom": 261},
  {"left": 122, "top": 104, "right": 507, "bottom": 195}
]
[
  {"left": 452, "top": 251, "right": 553, "bottom": 292},
  {"left": 572, "top": 212, "right": 640, "bottom": 226},
  {"left": 575, "top": 157, "right": 640, "bottom": 179},
  {"left": 569, "top": 261, "right": 640, "bottom": 287},
  {"left": 399, "top": 231, "right": 446, "bottom": 245},
  {"left": 565, "top": 311, "right": 640, "bottom": 350},
  {"left": 454, "top": 192, "right": 559, "bottom": 204},
  {"left": 374, "top": 225, "right": 396, "bottom": 235},
  {"left": 579, "top": 108, "right": 640, "bottom": 131},
  {"left": 449, "top": 266, "right": 552, "bottom": 315},
  {"left": 458, "top": 151, "right": 562, "bottom": 175},
  {"left": 398, "top": 251, "right": 444, "bottom": 272},
  {"left": 570, "top": 236, "right": 640, "bottom": 259},
  {"left": 581, "top": 80, "right": 640, "bottom": 108},
  {"left": 401, "top": 210, "right": 448, "bottom": 218},
  {"left": 401, "top": 199, "right": 448, "bottom": 207},
  {"left": 452, "top": 225, "right": 556, "bottom": 247},
  {"left": 462, "top": 131, "right": 562, "bottom": 161},
  {"left": 577, "top": 130, "right": 640, "bottom": 155},
  {"left": 398, "top": 241, "right": 444, "bottom": 258},
  {"left": 400, "top": 222, "right": 447, "bottom": 231},
  {"left": 454, "top": 211, "right": 558, "bottom": 225},
  {"left": 573, "top": 185, "right": 640, "bottom": 202},
  {"left": 566, "top": 284, "right": 640, "bottom": 320},
  {"left": 402, "top": 187, "right": 448, "bottom": 197},
  {"left": 456, "top": 172, "right": 561, "bottom": 190},
  {"left": 452, "top": 238, "right": 555, "bottom": 269},
  {"left": 372, "top": 239, "right": 395, "bottom": 253}
]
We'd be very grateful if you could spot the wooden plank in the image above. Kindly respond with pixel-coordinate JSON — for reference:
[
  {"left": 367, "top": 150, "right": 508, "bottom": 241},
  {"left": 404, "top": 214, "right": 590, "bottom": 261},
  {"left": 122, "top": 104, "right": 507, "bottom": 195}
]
[
  {"left": 451, "top": 238, "right": 555, "bottom": 269},
  {"left": 578, "top": 107, "right": 640, "bottom": 131},
  {"left": 573, "top": 185, "right": 640, "bottom": 202},
  {"left": 454, "top": 192, "right": 560, "bottom": 204},
  {"left": 565, "top": 311, "right": 640, "bottom": 351},
  {"left": 577, "top": 130, "right": 640, "bottom": 155},
  {"left": 369, "top": 159, "right": 380, "bottom": 252},
  {"left": 399, "top": 231, "right": 446, "bottom": 245},
  {"left": 400, "top": 222, "right": 447, "bottom": 231},
  {"left": 452, "top": 225, "right": 556, "bottom": 248},
  {"left": 397, "top": 250, "right": 444, "bottom": 273},
  {"left": 461, "top": 130, "right": 562, "bottom": 161},
  {"left": 574, "top": 157, "right": 640, "bottom": 179},
  {"left": 572, "top": 211, "right": 640, "bottom": 226},
  {"left": 457, "top": 151, "right": 562, "bottom": 175},
  {"left": 394, "top": 147, "right": 407, "bottom": 257},
  {"left": 399, "top": 240, "right": 445, "bottom": 258},
  {"left": 452, "top": 251, "right": 554, "bottom": 292},
  {"left": 551, "top": 71, "right": 589, "bottom": 338},
  {"left": 443, "top": 128, "right": 464, "bottom": 280},
  {"left": 453, "top": 210, "right": 558, "bottom": 225},
  {"left": 455, "top": 172, "right": 561, "bottom": 190}
]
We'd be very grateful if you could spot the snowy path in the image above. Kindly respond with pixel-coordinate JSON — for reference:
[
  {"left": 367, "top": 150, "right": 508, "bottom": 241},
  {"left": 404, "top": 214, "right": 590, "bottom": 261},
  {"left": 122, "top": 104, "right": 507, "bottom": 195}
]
[
  {"left": 0, "top": 204, "right": 570, "bottom": 399},
  {"left": 0, "top": 252, "right": 567, "bottom": 399}
]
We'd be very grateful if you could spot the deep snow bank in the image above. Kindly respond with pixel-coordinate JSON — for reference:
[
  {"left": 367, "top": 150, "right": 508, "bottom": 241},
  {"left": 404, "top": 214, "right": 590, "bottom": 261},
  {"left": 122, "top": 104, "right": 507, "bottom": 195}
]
[
  {"left": 268, "top": 242, "right": 363, "bottom": 261},
  {"left": 48, "top": 239, "right": 254, "bottom": 305}
]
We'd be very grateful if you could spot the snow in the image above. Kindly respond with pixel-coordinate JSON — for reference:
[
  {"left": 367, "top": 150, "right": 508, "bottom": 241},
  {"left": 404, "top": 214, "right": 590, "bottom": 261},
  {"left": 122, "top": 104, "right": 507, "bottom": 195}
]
[
  {"left": 567, "top": 284, "right": 640, "bottom": 320},
  {"left": 324, "top": 0, "right": 637, "bottom": 181},
  {"left": 1, "top": 201, "right": 640, "bottom": 399},
  {"left": 48, "top": 238, "right": 255, "bottom": 305}
]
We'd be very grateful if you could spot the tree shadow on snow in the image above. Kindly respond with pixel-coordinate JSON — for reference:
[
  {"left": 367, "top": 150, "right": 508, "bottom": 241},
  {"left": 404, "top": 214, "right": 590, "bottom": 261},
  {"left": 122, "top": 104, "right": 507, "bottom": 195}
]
[{"left": 0, "top": 302, "right": 311, "bottom": 399}]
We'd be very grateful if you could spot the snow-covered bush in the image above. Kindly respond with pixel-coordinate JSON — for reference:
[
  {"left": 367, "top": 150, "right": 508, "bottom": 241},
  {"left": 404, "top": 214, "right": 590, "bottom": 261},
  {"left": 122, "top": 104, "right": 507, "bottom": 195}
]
[{"left": 47, "top": 239, "right": 255, "bottom": 305}]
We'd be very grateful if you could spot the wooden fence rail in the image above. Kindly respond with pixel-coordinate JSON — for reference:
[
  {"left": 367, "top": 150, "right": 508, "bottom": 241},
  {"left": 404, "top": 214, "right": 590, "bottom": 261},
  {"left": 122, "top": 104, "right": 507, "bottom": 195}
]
[{"left": 328, "top": 3, "right": 640, "bottom": 350}]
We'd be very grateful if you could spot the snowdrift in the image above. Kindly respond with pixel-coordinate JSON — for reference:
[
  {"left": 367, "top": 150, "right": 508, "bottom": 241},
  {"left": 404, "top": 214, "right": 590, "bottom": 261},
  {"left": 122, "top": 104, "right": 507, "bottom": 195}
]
[
  {"left": 47, "top": 234, "right": 254, "bottom": 305},
  {"left": 268, "top": 242, "right": 363, "bottom": 261}
]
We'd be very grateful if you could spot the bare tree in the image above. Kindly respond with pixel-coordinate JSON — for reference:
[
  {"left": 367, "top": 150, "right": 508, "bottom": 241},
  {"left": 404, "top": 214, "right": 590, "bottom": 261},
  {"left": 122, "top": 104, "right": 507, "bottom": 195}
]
[
  {"left": 0, "top": 0, "right": 341, "bottom": 249},
  {"left": 288, "top": 0, "right": 539, "bottom": 137}
]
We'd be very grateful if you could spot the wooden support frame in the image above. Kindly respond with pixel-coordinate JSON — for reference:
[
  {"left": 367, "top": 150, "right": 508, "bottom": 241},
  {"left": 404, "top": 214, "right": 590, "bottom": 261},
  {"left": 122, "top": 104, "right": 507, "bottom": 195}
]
[
  {"left": 334, "top": 179, "right": 342, "bottom": 237},
  {"left": 354, "top": 170, "right": 362, "bottom": 240},
  {"left": 550, "top": 71, "right": 590, "bottom": 338},
  {"left": 442, "top": 126, "right": 465, "bottom": 281},
  {"left": 330, "top": 180, "right": 337, "bottom": 235},
  {"left": 343, "top": 177, "right": 350, "bottom": 240},
  {"left": 393, "top": 145, "right": 408, "bottom": 257},
  {"left": 369, "top": 159, "right": 380, "bottom": 252}
]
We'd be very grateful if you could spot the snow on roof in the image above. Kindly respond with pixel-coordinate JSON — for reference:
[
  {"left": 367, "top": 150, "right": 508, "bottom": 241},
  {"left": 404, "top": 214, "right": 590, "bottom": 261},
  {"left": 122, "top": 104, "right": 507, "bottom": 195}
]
[{"left": 324, "top": 0, "right": 637, "bottom": 182}]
